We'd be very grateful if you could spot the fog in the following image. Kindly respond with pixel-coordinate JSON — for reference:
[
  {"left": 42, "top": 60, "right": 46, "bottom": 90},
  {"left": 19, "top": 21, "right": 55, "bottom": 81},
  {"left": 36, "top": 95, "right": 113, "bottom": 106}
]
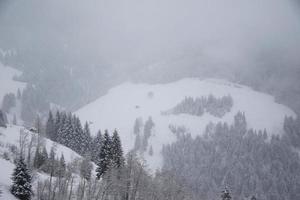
[{"left": 1, "top": 0, "right": 300, "bottom": 71}]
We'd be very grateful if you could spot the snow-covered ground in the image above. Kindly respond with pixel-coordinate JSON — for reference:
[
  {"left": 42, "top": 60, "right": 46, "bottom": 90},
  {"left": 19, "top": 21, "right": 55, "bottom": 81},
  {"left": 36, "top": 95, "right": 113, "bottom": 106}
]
[
  {"left": 0, "top": 159, "right": 17, "bottom": 200},
  {"left": 0, "top": 62, "right": 25, "bottom": 103},
  {"left": 76, "top": 78, "right": 296, "bottom": 170},
  {"left": 0, "top": 125, "right": 87, "bottom": 199},
  {"left": 0, "top": 125, "right": 82, "bottom": 163}
]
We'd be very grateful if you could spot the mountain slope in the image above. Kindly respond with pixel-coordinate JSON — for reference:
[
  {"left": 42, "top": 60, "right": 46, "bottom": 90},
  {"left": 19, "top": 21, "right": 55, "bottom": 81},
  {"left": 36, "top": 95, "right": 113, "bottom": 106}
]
[
  {"left": 0, "top": 62, "right": 25, "bottom": 102},
  {"left": 76, "top": 78, "right": 296, "bottom": 169}
]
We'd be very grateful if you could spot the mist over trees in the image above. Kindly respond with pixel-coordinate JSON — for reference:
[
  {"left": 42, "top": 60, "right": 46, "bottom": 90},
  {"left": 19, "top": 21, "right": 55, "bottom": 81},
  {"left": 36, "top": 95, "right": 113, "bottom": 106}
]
[
  {"left": 162, "top": 112, "right": 300, "bottom": 200},
  {"left": 0, "top": 0, "right": 300, "bottom": 199}
]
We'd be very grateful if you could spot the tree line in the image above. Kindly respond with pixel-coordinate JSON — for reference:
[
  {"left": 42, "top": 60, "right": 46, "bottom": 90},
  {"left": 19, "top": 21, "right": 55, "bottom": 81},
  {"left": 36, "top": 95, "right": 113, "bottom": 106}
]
[
  {"left": 163, "top": 94, "right": 233, "bottom": 118},
  {"left": 162, "top": 111, "right": 300, "bottom": 200}
]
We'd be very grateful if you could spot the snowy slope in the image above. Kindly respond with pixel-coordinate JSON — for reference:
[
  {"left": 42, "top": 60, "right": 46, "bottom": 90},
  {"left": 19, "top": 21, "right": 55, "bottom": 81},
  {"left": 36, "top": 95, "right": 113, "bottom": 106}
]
[
  {"left": 0, "top": 159, "right": 17, "bottom": 200},
  {"left": 0, "top": 125, "right": 82, "bottom": 163},
  {"left": 0, "top": 62, "right": 25, "bottom": 102},
  {"left": 0, "top": 125, "right": 89, "bottom": 199},
  {"left": 76, "top": 78, "right": 296, "bottom": 170}
]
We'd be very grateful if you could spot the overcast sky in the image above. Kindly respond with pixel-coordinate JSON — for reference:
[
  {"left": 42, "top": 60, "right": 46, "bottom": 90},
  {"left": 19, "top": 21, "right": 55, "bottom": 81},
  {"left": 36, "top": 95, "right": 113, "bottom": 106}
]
[{"left": 1, "top": 0, "right": 300, "bottom": 70}]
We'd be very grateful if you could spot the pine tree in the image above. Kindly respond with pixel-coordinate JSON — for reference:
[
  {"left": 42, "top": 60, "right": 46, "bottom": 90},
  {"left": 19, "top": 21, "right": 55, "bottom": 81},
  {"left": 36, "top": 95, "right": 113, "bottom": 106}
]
[
  {"left": 0, "top": 109, "right": 7, "bottom": 128},
  {"left": 46, "top": 111, "right": 55, "bottom": 140},
  {"left": 54, "top": 111, "right": 61, "bottom": 141},
  {"left": 82, "top": 121, "right": 92, "bottom": 154},
  {"left": 111, "top": 130, "right": 124, "bottom": 168},
  {"left": 57, "top": 113, "right": 73, "bottom": 148},
  {"left": 35, "top": 115, "right": 42, "bottom": 134},
  {"left": 142, "top": 116, "right": 154, "bottom": 151},
  {"left": 71, "top": 116, "right": 82, "bottom": 153},
  {"left": 11, "top": 157, "right": 33, "bottom": 200},
  {"left": 96, "top": 130, "right": 112, "bottom": 179},
  {"left": 91, "top": 130, "right": 103, "bottom": 163},
  {"left": 80, "top": 156, "right": 93, "bottom": 181},
  {"left": 57, "top": 154, "right": 66, "bottom": 178}
]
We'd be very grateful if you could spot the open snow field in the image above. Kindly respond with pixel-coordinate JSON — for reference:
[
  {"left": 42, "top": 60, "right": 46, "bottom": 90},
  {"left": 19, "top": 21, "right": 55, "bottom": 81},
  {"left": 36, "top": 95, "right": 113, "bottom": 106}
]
[{"left": 76, "top": 78, "right": 296, "bottom": 170}]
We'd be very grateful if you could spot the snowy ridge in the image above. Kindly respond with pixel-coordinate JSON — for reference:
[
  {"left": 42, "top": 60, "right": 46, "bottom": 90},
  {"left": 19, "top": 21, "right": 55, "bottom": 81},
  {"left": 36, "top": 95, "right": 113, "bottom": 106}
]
[{"left": 76, "top": 78, "right": 296, "bottom": 170}]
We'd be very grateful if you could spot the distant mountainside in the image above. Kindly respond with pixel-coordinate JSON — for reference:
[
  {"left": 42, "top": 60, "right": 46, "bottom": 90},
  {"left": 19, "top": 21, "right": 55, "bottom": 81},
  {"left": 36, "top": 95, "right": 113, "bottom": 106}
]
[{"left": 76, "top": 78, "right": 295, "bottom": 170}]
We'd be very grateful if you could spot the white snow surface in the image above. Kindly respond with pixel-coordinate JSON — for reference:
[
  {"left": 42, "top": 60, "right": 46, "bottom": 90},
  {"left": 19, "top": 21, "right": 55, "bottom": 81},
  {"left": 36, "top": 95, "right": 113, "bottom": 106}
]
[
  {"left": 0, "top": 125, "right": 82, "bottom": 164},
  {"left": 0, "top": 62, "right": 25, "bottom": 103},
  {"left": 76, "top": 78, "right": 296, "bottom": 170},
  {"left": 0, "top": 159, "right": 17, "bottom": 200}
]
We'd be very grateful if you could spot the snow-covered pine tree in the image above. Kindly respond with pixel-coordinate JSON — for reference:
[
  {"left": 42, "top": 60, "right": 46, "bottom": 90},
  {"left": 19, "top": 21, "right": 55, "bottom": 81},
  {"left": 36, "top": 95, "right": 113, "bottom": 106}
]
[
  {"left": 91, "top": 130, "right": 103, "bottom": 163},
  {"left": 71, "top": 116, "right": 83, "bottom": 153},
  {"left": 57, "top": 154, "right": 66, "bottom": 178},
  {"left": 54, "top": 111, "right": 62, "bottom": 141},
  {"left": 80, "top": 156, "right": 93, "bottom": 181},
  {"left": 82, "top": 121, "right": 92, "bottom": 154},
  {"left": 142, "top": 116, "right": 154, "bottom": 151},
  {"left": 111, "top": 130, "right": 124, "bottom": 168},
  {"left": 11, "top": 157, "right": 33, "bottom": 200},
  {"left": 57, "top": 113, "right": 73, "bottom": 149},
  {"left": 46, "top": 111, "right": 55, "bottom": 141},
  {"left": 96, "top": 130, "right": 112, "bottom": 179}
]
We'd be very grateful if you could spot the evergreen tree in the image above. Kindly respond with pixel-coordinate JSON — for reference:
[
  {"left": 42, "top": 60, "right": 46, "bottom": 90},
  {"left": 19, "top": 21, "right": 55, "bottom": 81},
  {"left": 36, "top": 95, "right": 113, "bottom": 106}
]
[
  {"left": 2, "top": 93, "right": 16, "bottom": 113},
  {"left": 0, "top": 109, "right": 7, "bottom": 128},
  {"left": 80, "top": 156, "right": 93, "bottom": 181},
  {"left": 91, "top": 130, "right": 103, "bottom": 163},
  {"left": 82, "top": 121, "right": 92, "bottom": 154},
  {"left": 34, "top": 115, "right": 42, "bottom": 134},
  {"left": 57, "top": 154, "right": 66, "bottom": 178},
  {"left": 46, "top": 111, "right": 55, "bottom": 140},
  {"left": 111, "top": 130, "right": 124, "bottom": 168},
  {"left": 96, "top": 130, "right": 112, "bottom": 179},
  {"left": 71, "top": 116, "right": 82, "bottom": 153},
  {"left": 54, "top": 111, "right": 61, "bottom": 141},
  {"left": 11, "top": 157, "right": 33, "bottom": 200},
  {"left": 142, "top": 116, "right": 154, "bottom": 151},
  {"left": 57, "top": 113, "right": 73, "bottom": 148}
]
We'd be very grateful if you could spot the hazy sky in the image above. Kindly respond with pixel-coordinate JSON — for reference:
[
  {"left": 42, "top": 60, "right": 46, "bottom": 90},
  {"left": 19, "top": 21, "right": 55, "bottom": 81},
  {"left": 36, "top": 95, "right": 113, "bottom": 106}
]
[{"left": 1, "top": 0, "right": 300, "bottom": 70}]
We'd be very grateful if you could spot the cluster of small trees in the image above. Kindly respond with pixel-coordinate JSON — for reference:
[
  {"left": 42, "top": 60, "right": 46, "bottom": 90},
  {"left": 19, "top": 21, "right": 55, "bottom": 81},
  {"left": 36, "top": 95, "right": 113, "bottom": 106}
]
[
  {"left": 96, "top": 130, "right": 124, "bottom": 178},
  {"left": 284, "top": 116, "right": 300, "bottom": 148},
  {"left": 162, "top": 112, "right": 300, "bottom": 200},
  {"left": 21, "top": 85, "right": 50, "bottom": 125},
  {"left": 133, "top": 116, "right": 155, "bottom": 154},
  {"left": 1, "top": 92, "right": 17, "bottom": 113},
  {"left": 163, "top": 94, "right": 233, "bottom": 118},
  {"left": 45, "top": 111, "right": 92, "bottom": 156}
]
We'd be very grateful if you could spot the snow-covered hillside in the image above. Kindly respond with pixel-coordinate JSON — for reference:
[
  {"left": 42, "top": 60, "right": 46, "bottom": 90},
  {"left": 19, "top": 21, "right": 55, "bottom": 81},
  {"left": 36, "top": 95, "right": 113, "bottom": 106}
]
[
  {"left": 0, "top": 125, "right": 84, "bottom": 199},
  {"left": 0, "top": 125, "right": 82, "bottom": 164},
  {"left": 76, "top": 78, "right": 296, "bottom": 169},
  {"left": 0, "top": 62, "right": 25, "bottom": 102}
]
